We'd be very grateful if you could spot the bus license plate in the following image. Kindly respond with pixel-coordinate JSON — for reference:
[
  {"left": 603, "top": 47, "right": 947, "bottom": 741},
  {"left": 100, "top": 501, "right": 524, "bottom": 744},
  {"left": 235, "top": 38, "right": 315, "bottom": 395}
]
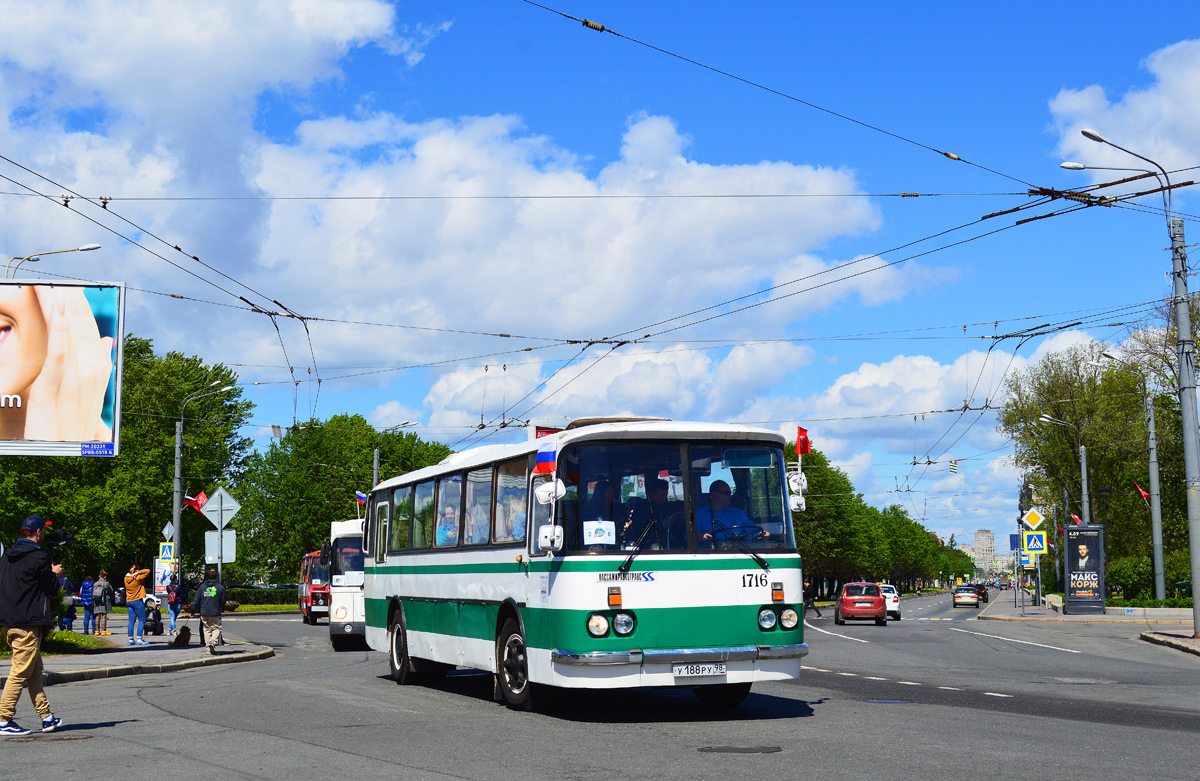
[{"left": 673, "top": 662, "right": 726, "bottom": 678}]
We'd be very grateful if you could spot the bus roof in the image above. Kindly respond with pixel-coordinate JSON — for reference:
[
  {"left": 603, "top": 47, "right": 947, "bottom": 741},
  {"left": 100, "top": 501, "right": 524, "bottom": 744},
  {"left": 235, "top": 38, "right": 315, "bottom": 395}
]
[
  {"left": 374, "top": 419, "right": 785, "bottom": 492},
  {"left": 330, "top": 518, "right": 364, "bottom": 539}
]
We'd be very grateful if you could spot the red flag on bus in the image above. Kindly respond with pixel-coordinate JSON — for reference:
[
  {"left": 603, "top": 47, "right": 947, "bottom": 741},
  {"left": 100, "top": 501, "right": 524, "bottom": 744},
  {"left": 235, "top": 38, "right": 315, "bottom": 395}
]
[{"left": 796, "top": 427, "right": 811, "bottom": 456}]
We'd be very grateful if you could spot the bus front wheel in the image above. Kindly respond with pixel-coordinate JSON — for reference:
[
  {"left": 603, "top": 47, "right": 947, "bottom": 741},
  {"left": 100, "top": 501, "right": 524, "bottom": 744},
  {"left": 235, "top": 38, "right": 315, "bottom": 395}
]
[
  {"left": 694, "top": 682, "right": 751, "bottom": 708},
  {"left": 496, "top": 618, "right": 532, "bottom": 711}
]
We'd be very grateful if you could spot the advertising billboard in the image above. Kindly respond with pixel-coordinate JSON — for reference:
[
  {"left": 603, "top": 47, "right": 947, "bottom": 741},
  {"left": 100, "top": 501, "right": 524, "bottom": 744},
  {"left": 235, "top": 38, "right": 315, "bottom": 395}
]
[
  {"left": 0, "top": 280, "right": 124, "bottom": 456},
  {"left": 1064, "top": 525, "right": 1106, "bottom": 614}
]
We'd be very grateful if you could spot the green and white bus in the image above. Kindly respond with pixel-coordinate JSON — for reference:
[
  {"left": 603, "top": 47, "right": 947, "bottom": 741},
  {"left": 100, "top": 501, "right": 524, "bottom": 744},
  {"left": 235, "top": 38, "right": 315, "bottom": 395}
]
[{"left": 362, "top": 417, "right": 808, "bottom": 710}]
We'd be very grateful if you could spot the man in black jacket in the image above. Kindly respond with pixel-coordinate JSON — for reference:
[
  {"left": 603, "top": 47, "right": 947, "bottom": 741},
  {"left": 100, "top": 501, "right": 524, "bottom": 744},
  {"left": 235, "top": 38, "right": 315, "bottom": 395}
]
[
  {"left": 0, "top": 515, "right": 64, "bottom": 736},
  {"left": 189, "top": 568, "right": 226, "bottom": 655}
]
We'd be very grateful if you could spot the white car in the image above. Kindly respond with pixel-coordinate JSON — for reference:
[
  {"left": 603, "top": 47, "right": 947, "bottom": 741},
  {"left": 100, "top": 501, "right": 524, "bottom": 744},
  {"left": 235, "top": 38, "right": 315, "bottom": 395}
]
[{"left": 878, "top": 584, "right": 901, "bottom": 620}]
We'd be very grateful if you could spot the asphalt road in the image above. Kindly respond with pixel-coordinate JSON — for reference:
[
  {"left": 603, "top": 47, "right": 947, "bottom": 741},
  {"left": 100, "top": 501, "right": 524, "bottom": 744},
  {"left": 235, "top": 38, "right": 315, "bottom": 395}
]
[{"left": 7, "top": 593, "right": 1199, "bottom": 780}]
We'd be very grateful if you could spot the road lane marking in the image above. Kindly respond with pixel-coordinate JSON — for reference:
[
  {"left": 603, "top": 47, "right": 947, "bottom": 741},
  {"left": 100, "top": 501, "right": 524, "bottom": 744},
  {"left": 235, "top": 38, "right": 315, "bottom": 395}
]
[
  {"left": 897, "top": 681, "right": 921, "bottom": 686},
  {"left": 938, "top": 686, "right": 963, "bottom": 691},
  {"left": 807, "top": 667, "right": 829, "bottom": 672},
  {"left": 804, "top": 620, "right": 869, "bottom": 643},
  {"left": 983, "top": 692, "right": 1013, "bottom": 698},
  {"left": 837, "top": 672, "right": 858, "bottom": 676},
  {"left": 948, "top": 627, "right": 1081, "bottom": 654},
  {"left": 865, "top": 676, "right": 887, "bottom": 680}
]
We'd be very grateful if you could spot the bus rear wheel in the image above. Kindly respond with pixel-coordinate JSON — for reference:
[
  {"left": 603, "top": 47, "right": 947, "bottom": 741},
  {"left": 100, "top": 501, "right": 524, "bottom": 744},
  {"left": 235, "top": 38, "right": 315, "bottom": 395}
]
[
  {"left": 694, "top": 682, "right": 752, "bottom": 708},
  {"left": 497, "top": 618, "right": 532, "bottom": 711},
  {"left": 389, "top": 614, "right": 418, "bottom": 685}
]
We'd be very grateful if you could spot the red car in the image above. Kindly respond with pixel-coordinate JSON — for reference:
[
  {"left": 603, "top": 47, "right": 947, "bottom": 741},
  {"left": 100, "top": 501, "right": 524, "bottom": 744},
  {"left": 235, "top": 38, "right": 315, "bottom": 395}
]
[{"left": 834, "top": 582, "right": 888, "bottom": 626}]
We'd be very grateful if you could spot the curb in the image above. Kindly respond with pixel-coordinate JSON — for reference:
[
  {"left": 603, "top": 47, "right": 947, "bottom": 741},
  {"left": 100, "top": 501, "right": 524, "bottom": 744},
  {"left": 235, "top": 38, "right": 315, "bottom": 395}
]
[
  {"left": 980, "top": 615, "right": 1194, "bottom": 625},
  {"left": 1, "top": 645, "right": 275, "bottom": 689},
  {"left": 1140, "top": 631, "right": 1200, "bottom": 658}
]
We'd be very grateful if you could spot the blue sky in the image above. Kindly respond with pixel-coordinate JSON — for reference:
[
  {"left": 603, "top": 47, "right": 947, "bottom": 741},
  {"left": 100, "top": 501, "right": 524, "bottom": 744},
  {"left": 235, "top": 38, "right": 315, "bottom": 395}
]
[{"left": 1, "top": 1, "right": 1197, "bottom": 548}]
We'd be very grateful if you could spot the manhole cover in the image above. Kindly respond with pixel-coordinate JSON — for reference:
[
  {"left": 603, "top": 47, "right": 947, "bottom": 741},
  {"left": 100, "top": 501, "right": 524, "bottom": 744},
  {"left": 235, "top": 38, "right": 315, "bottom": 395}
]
[
  {"left": 697, "top": 746, "right": 782, "bottom": 754},
  {"left": 6, "top": 734, "right": 91, "bottom": 743},
  {"left": 863, "top": 700, "right": 915, "bottom": 704}
]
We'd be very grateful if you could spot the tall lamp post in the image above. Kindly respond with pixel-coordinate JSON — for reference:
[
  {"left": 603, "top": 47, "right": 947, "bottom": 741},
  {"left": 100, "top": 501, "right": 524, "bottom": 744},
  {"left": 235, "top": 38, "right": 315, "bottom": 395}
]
[
  {"left": 1073, "top": 128, "right": 1200, "bottom": 634},
  {"left": 1039, "top": 414, "right": 1090, "bottom": 525},
  {"left": 372, "top": 421, "right": 415, "bottom": 488},
  {"left": 1092, "top": 354, "right": 1166, "bottom": 602},
  {"left": 5, "top": 243, "right": 101, "bottom": 278},
  {"left": 172, "top": 383, "right": 236, "bottom": 570}
]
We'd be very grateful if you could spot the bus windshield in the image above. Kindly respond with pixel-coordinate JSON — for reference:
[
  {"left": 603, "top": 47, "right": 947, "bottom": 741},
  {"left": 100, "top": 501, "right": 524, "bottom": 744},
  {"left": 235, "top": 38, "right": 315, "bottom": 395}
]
[
  {"left": 330, "top": 537, "right": 364, "bottom": 576},
  {"left": 557, "top": 441, "right": 793, "bottom": 553}
]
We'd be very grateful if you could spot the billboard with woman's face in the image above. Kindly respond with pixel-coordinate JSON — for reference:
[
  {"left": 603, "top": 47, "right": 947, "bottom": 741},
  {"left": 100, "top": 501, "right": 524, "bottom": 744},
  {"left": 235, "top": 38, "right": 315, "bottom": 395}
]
[{"left": 0, "top": 280, "right": 124, "bottom": 456}]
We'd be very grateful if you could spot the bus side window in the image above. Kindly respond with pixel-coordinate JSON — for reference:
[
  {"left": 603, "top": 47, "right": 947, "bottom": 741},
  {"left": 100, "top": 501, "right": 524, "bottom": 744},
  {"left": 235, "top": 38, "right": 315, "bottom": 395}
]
[
  {"left": 391, "top": 486, "right": 412, "bottom": 552},
  {"left": 374, "top": 490, "right": 390, "bottom": 564},
  {"left": 464, "top": 468, "right": 493, "bottom": 546},
  {"left": 435, "top": 474, "right": 462, "bottom": 548},
  {"left": 412, "top": 480, "right": 435, "bottom": 549},
  {"left": 495, "top": 458, "right": 527, "bottom": 543}
]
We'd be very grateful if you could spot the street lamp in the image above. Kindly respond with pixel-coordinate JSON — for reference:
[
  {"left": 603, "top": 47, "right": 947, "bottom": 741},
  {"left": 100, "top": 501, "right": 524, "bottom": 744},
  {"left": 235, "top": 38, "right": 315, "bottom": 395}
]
[
  {"left": 1039, "top": 414, "right": 1090, "bottom": 524},
  {"left": 1078, "top": 128, "right": 1200, "bottom": 634},
  {"left": 1090, "top": 354, "right": 1166, "bottom": 602},
  {"left": 372, "top": 421, "right": 416, "bottom": 487},
  {"left": 5, "top": 243, "right": 101, "bottom": 278},
  {"left": 172, "top": 382, "right": 237, "bottom": 569}
]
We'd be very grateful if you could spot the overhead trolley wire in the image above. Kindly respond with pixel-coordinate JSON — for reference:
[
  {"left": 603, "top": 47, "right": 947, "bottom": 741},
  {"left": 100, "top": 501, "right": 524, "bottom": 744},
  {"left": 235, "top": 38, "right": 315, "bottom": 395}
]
[{"left": 520, "top": 0, "right": 1036, "bottom": 188}]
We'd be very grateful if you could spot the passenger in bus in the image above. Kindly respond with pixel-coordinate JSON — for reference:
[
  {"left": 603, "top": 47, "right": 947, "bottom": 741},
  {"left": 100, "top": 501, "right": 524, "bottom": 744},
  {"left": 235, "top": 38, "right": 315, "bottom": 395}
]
[
  {"left": 507, "top": 494, "right": 526, "bottom": 541},
  {"left": 582, "top": 480, "right": 615, "bottom": 520},
  {"left": 696, "top": 480, "right": 765, "bottom": 547},
  {"left": 621, "top": 479, "right": 681, "bottom": 549},
  {"left": 493, "top": 504, "right": 511, "bottom": 542},
  {"left": 435, "top": 506, "right": 459, "bottom": 547},
  {"left": 467, "top": 499, "right": 489, "bottom": 544}
]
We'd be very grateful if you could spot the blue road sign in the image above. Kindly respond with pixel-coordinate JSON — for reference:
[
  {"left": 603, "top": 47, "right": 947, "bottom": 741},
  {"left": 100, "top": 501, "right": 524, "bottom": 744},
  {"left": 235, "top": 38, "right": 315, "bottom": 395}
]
[{"left": 1010, "top": 533, "right": 1020, "bottom": 551}]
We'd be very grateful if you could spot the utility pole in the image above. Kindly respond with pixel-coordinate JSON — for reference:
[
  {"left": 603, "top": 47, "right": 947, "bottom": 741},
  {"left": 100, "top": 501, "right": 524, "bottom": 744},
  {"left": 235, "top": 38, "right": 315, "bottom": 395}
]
[
  {"left": 1171, "top": 216, "right": 1200, "bottom": 633},
  {"left": 1145, "top": 391, "right": 1166, "bottom": 603}
]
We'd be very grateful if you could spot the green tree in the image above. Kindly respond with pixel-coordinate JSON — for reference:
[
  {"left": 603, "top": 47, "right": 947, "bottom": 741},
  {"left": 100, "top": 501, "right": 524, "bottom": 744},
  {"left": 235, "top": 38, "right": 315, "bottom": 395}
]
[{"left": 0, "top": 335, "right": 252, "bottom": 583}]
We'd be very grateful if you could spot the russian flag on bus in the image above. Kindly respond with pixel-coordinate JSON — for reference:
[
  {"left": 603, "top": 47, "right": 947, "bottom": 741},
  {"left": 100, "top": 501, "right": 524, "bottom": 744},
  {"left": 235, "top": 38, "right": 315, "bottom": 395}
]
[
  {"left": 355, "top": 490, "right": 368, "bottom": 505},
  {"left": 533, "top": 439, "right": 557, "bottom": 475}
]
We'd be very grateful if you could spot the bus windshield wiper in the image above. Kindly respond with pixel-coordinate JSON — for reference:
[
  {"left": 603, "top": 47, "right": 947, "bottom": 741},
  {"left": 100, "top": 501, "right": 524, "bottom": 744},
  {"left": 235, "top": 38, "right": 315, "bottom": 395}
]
[
  {"left": 618, "top": 500, "right": 663, "bottom": 573},
  {"left": 710, "top": 517, "right": 770, "bottom": 572}
]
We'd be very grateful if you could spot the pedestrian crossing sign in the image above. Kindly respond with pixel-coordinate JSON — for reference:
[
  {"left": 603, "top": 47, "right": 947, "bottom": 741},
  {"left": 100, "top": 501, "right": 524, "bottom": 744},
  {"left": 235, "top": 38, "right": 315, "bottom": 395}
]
[
  {"left": 159, "top": 542, "right": 174, "bottom": 562},
  {"left": 1022, "top": 530, "right": 1046, "bottom": 555}
]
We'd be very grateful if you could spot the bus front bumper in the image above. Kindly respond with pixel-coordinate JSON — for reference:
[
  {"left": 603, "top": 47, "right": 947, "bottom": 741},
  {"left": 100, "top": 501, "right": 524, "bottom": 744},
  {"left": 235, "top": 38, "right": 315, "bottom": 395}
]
[{"left": 551, "top": 643, "right": 808, "bottom": 667}]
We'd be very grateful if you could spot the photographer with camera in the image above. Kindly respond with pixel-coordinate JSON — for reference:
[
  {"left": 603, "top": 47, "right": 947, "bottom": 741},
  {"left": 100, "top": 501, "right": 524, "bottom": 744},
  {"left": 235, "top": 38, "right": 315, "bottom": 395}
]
[
  {"left": 124, "top": 564, "right": 151, "bottom": 646},
  {"left": 0, "top": 515, "right": 64, "bottom": 736}
]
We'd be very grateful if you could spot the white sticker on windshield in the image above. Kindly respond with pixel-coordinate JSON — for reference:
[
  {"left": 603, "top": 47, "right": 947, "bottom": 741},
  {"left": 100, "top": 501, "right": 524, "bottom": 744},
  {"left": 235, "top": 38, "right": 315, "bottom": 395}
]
[{"left": 583, "top": 520, "right": 616, "bottom": 545}]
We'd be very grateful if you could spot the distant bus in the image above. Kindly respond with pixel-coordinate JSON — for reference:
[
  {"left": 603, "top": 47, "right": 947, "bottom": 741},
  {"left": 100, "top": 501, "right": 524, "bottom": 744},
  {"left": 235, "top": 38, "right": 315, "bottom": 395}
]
[
  {"left": 363, "top": 417, "right": 807, "bottom": 710},
  {"left": 298, "top": 550, "right": 329, "bottom": 624},
  {"left": 327, "top": 519, "right": 365, "bottom": 650}
]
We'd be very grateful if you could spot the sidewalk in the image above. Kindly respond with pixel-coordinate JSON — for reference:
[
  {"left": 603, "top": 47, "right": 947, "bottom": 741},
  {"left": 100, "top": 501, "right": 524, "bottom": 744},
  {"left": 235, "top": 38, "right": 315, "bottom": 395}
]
[
  {"left": 0, "top": 615, "right": 275, "bottom": 689},
  {"left": 977, "top": 589, "right": 1200, "bottom": 658}
]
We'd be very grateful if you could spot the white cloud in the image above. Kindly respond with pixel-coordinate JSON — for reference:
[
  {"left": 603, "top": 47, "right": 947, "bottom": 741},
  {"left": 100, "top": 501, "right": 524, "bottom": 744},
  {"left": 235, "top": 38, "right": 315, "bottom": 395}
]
[{"left": 1051, "top": 39, "right": 1200, "bottom": 177}]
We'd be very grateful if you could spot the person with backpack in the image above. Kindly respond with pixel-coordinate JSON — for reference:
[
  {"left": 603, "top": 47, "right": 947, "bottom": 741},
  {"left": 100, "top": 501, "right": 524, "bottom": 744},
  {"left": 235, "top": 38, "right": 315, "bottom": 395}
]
[
  {"left": 80, "top": 575, "right": 96, "bottom": 635},
  {"left": 92, "top": 572, "right": 114, "bottom": 635},
  {"left": 165, "top": 575, "right": 188, "bottom": 636},
  {"left": 57, "top": 573, "right": 76, "bottom": 631}
]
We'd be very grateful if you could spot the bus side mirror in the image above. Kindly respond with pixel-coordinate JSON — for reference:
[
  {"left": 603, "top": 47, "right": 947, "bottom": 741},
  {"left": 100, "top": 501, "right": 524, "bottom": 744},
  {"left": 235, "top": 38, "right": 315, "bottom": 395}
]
[
  {"left": 789, "top": 495, "right": 806, "bottom": 513},
  {"left": 538, "top": 525, "right": 564, "bottom": 552},
  {"left": 787, "top": 471, "right": 807, "bottom": 495},
  {"left": 534, "top": 479, "right": 567, "bottom": 505}
]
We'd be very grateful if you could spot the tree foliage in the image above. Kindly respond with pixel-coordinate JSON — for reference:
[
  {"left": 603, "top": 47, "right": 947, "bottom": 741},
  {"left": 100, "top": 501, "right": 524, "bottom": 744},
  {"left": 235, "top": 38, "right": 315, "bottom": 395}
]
[
  {"left": 998, "top": 338, "right": 1189, "bottom": 561},
  {"left": 788, "top": 443, "right": 945, "bottom": 594},
  {"left": 0, "top": 335, "right": 251, "bottom": 583},
  {"left": 231, "top": 414, "right": 451, "bottom": 583}
]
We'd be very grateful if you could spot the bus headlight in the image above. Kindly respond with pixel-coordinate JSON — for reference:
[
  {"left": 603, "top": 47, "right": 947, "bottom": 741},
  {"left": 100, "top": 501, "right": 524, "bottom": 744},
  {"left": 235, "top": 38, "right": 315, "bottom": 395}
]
[
  {"left": 758, "top": 608, "right": 777, "bottom": 630},
  {"left": 612, "top": 612, "right": 635, "bottom": 636},
  {"left": 780, "top": 608, "right": 799, "bottom": 629},
  {"left": 587, "top": 614, "right": 610, "bottom": 637}
]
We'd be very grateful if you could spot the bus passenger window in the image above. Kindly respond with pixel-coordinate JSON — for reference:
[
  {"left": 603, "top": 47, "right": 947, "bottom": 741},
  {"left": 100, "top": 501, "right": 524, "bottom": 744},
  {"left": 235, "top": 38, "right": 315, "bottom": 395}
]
[
  {"left": 435, "top": 474, "right": 462, "bottom": 547},
  {"left": 391, "top": 487, "right": 412, "bottom": 551},
  {"left": 495, "top": 459, "right": 528, "bottom": 543},
  {"left": 412, "top": 481, "right": 435, "bottom": 549},
  {"left": 464, "top": 468, "right": 493, "bottom": 545}
]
